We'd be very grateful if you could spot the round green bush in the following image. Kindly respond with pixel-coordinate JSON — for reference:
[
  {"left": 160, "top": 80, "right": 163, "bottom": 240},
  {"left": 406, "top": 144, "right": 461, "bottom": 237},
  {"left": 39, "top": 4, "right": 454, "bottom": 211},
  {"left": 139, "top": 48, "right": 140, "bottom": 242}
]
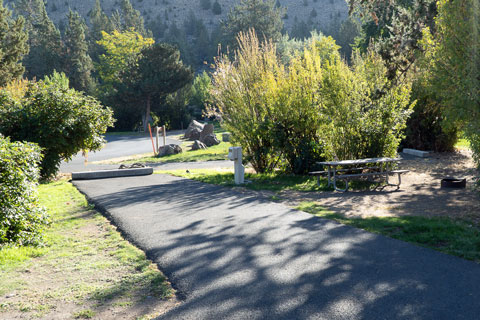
[{"left": 0, "top": 72, "right": 115, "bottom": 180}]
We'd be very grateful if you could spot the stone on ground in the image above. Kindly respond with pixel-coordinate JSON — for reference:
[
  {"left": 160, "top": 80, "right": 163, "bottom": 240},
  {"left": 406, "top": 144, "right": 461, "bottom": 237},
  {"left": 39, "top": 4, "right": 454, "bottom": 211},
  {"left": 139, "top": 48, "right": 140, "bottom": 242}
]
[
  {"left": 200, "top": 124, "right": 215, "bottom": 142},
  {"left": 191, "top": 140, "right": 207, "bottom": 150},
  {"left": 202, "top": 133, "right": 221, "bottom": 147},
  {"left": 158, "top": 144, "right": 182, "bottom": 157}
]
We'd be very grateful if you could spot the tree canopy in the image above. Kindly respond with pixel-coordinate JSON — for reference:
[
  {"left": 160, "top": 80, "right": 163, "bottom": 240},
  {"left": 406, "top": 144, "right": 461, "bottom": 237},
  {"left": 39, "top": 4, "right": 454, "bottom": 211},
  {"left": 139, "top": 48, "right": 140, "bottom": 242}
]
[
  {"left": 96, "top": 29, "right": 154, "bottom": 92},
  {"left": 119, "top": 43, "right": 194, "bottom": 130}
]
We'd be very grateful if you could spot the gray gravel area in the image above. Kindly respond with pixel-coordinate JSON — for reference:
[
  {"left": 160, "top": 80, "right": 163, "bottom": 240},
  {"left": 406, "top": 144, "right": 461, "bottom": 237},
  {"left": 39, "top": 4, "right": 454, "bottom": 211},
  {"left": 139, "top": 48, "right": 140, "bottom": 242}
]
[{"left": 73, "top": 174, "right": 480, "bottom": 320}]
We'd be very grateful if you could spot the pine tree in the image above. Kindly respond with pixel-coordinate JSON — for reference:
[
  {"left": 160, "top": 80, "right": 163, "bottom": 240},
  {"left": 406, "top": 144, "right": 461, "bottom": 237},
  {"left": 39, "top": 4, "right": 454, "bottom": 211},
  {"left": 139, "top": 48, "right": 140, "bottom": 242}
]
[
  {"left": 118, "top": 0, "right": 151, "bottom": 36},
  {"left": 193, "top": 19, "right": 211, "bottom": 64},
  {"left": 88, "top": 0, "right": 115, "bottom": 63},
  {"left": 164, "top": 22, "right": 192, "bottom": 65},
  {"left": 15, "top": 0, "right": 63, "bottom": 80},
  {"left": 64, "top": 11, "right": 94, "bottom": 93},
  {"left": 222, "top": 0, "right": 285, "bottom": 47},
  {"left": 0, "top": 3, "right": 29, "bottom": 86},
  {"left": 119, "top": 43, "right": 193, "bottom": 131},
  {"left": 89, "top": 0, "right": 114, "bottom": 41},
  {"left": 184, "top": 10, "right": 198, "bottom": 36}
]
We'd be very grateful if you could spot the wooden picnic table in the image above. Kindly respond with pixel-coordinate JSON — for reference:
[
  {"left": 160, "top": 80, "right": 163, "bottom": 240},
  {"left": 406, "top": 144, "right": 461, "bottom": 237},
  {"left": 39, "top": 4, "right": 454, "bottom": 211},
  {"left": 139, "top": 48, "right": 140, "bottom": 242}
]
[{"left": 313, "top": 157, "right": 408, "bottom": 192}]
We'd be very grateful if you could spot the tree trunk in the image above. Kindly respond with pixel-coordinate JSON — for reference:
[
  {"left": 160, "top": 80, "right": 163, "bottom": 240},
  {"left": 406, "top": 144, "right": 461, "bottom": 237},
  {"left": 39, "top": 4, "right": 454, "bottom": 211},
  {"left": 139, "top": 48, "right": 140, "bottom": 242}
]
[{"left": 143, "top": 95, "right": 151, "bottom": 132}]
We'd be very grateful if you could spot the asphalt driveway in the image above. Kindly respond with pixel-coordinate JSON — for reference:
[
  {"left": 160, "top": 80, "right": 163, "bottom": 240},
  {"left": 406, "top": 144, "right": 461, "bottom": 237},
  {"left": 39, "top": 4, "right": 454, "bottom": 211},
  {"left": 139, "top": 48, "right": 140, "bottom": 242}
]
[
  {"left": 60, "top": 133, "right": 181, "bottom": 173},
  {"left": 74, "top": 174, "right": 480, "bottom": 319}
]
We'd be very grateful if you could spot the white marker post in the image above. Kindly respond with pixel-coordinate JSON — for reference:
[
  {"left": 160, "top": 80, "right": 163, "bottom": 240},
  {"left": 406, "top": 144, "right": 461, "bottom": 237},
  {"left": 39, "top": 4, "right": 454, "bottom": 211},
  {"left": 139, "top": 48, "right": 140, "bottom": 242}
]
[{"left": 228, "top": 147, "right": 245, "bottom": 184}]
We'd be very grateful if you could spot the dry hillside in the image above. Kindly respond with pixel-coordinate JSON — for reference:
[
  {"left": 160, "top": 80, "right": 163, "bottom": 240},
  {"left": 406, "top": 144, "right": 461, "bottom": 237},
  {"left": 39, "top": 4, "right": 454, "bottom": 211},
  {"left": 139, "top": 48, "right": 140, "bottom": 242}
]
[{"left": 30, "top": 0, "right": 348, "bottom": 34}]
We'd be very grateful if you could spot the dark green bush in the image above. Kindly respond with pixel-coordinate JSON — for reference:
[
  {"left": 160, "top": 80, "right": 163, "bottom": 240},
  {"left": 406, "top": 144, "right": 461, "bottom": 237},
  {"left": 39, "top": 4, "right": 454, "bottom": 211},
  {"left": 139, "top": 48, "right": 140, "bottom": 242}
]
[
  {"left": 402, "top": 83, "right": 457, "bottom": 152},
  {"left": 0, "top": 135, "right": 49, "bottom": 246},
  {"left": 0, "top": 72, "right": 115, "bottom": 179}
]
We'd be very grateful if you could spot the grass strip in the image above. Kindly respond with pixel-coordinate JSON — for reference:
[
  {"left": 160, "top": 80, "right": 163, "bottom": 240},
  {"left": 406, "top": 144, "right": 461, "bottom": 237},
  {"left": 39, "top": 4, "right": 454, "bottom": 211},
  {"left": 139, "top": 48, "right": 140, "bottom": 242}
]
[
  {"left": 157, "top": 168, "right": 332, "bottom": 192},
  {"left": 0, "top": 180, "right": 174, "bottom": 318},
  {"left": 125, "top": 141, "right": 231, "bottom": 164},
  {"left": 298, "top": 202, "right": 480, "bottom": 263}
]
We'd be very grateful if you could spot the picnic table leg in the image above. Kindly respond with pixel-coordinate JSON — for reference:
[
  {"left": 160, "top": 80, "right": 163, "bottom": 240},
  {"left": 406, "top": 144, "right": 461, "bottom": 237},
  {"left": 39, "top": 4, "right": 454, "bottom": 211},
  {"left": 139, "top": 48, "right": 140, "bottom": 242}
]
[
  {"left": 332, "top": 167, "right": 348, "bottom": 192},
  {"left": 327, "top": 166, "right": 332, "bottom": 187},
  {"left": 384, "top": 162, "right": 389, "bottom": 185}
]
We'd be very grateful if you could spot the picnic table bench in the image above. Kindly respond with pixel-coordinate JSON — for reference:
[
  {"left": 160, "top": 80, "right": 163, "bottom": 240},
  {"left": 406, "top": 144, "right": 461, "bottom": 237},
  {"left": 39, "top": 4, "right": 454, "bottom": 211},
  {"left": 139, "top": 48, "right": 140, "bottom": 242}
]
[{"left": 309, "top": 157, "right": 409, "bottom": 192}]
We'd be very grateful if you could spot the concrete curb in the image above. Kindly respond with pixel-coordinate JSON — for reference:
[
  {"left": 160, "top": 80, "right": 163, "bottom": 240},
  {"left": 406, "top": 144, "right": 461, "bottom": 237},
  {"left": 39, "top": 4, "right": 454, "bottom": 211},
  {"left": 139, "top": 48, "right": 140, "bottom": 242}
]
[
  {"left": 71, "top": 167, "right": 153, "bottom": 180},
  {"left": 402, "top": 148, "right": 430, "bottom": 157}
]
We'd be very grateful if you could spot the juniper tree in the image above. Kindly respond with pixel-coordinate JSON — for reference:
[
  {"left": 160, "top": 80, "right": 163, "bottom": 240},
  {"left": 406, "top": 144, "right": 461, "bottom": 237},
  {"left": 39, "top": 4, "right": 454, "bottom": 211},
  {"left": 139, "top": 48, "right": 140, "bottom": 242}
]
[{"left": 118, "top": 43, "right": 193, "bottom": 130}]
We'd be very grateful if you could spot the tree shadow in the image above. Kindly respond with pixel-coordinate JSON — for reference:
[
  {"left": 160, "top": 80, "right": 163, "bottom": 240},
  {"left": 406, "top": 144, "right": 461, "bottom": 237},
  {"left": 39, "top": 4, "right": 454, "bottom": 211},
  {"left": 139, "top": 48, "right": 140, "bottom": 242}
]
[{"left": 74, "top": 175, "right": 480, "bottom": 319}]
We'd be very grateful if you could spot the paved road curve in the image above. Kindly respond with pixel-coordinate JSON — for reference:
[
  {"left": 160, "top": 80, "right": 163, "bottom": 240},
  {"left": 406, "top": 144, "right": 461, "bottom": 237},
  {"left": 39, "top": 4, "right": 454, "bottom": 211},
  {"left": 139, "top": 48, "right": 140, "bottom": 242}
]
[
  {"left": 74, "top": 174, "right": 480, "bottom": 320},
  {"left": 60, "top": 133, "right": 181, "bottom": 173}
]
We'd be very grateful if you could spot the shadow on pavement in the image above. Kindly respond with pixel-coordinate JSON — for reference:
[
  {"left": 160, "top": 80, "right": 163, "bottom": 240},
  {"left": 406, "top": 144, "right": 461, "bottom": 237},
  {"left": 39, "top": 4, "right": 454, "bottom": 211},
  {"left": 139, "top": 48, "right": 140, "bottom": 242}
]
[{"left": 74, "top": 175, "right": 480, "bottom": 320}]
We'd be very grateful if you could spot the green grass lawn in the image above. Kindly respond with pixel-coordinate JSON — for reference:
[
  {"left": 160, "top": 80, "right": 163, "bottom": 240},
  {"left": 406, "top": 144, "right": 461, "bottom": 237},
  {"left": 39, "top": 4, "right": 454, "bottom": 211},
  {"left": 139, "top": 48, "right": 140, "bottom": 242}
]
[
  {"left": 123, "top": 140, "right": 231, "bottom": 164},
  {"left": 0, "top": 181, "right": 175, "bottom": 319},
  {"left": 157, "top": 168, "right": 332, "bottom": 192},
  {"left": 298, "top": 202, "right": 480, "bottom": 263},
  {"left": 158, "top": 168, "right": 383, "bottom": 192}
]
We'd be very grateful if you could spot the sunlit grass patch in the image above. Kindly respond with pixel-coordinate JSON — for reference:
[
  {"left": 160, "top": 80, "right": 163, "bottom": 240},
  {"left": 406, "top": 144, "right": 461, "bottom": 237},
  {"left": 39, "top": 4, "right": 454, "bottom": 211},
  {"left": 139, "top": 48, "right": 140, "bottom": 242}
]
[
  {"left": 0, "top": 180, "right": 175, "bottom": 318},
  {"left": 298, "top": 202, "right": 480, "bottom": 262},
  {"left": 156, "top": 168, "right": 332, "bottom": 192}
]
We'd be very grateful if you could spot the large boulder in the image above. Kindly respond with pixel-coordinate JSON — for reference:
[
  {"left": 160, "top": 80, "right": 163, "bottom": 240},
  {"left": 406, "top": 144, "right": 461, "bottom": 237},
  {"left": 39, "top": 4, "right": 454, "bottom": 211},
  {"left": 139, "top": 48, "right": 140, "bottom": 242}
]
[
  {"left": 202, "top": 133, "right": 221, "bottom": 147},
  {"left": 200, "top": 123, "right": 214, "bottom": 141},
  {"left": 191, "top": 140, "right": 207, "bottom": 150},
  {"left": 188, "top": 127, "right": 202, "bottom": 141},
  {"left": 184, "top": 120, "right": 205, "bottom": 140},
  {"left": 158, "top": 144, "right": 182, "bottom": 157}
]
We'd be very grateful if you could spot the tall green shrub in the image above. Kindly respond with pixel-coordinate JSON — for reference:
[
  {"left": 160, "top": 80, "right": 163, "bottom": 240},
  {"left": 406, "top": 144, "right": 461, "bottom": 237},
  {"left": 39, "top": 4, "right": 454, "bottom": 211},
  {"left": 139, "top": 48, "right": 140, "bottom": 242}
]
[
  {"left": 421, "top": 0, "right": 480, "bottom": 165},
  {"left": 0, "top": 72, "right": 115, "bottom": 179},
  {"left": 320, "top": 51, "right": 414, "bottom": 160},
  {"left": 210, "top": 30, "right": 413, "bottom": 174},
  {"left": 210, "top": 30, "right": 280, "bottom": 173},
  {"left": 0, "top": 135, "right": 49, "bottom": 246},
  {"left": 402, "top": 80, "right": 457, "bottom": 152}
]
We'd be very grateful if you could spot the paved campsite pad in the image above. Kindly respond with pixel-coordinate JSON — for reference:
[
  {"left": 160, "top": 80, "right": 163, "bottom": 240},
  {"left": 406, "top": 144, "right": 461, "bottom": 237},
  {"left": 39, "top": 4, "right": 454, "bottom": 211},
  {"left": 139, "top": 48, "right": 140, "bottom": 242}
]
[{"left": 74, "top": 174, "right": 480, "bottom": 320}]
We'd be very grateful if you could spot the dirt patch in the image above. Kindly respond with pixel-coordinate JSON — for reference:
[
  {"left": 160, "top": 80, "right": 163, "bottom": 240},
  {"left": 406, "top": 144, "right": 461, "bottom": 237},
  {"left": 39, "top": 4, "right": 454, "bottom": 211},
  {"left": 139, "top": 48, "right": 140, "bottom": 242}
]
[{"left": 279, "top": 150, "right": 480, "bottom": 223}]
